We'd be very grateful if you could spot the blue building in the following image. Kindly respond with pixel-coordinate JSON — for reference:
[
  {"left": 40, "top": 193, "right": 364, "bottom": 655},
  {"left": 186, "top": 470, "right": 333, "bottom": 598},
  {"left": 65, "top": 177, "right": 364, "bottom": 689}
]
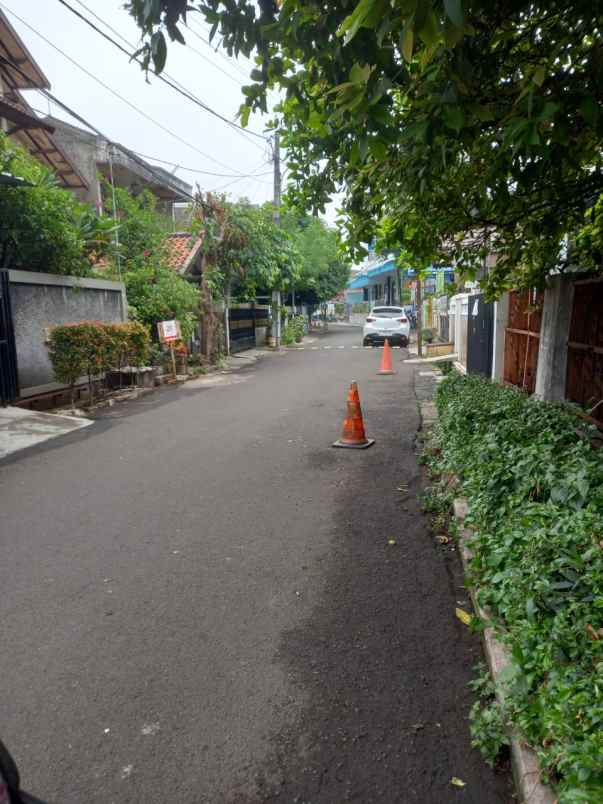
[{"left": 345, "top": 257, "right": 454, "bottom": 306}]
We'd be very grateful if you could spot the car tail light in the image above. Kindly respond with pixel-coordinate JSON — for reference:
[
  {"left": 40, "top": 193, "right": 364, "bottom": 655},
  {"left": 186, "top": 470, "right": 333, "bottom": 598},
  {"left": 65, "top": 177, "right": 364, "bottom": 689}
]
[
  {"left": 397, "top": 317, "right": 407, "bottom": 323},
  {"left": 366, "top": 316, "right": 376, "bottom": 322}
]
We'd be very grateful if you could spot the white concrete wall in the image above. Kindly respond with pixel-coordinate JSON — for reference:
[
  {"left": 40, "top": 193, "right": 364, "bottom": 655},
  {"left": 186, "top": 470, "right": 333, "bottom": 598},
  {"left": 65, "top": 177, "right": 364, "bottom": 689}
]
[{"left": 491, "top": 292, "right": 510, "bottom": 381}]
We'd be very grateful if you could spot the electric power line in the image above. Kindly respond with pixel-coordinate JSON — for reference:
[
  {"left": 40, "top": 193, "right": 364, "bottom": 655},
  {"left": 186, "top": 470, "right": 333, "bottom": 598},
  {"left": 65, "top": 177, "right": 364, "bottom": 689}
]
[
  {"left": 71, "top": 0, "right": 252, "bottom": 91},
  {"left": 0, "top": 51, "right": 197, "bottom": 202},
  {"left": 72, "top": 0, "right": 249, "bottom": 91},
  {"left": 184, "top": 20, "right": 251, "bottom": 80},
  {"left": 208, "top": 172, "right": 262, "bottom": 194},
  {"left": 22, "top": 97, "right": 273, "bottom": 181},
  {"left": 131, "top": 149, "right": 272, "bottom": 181},
  {"left": 56, "top": 0, "right": 267, "bottom": 148},
  {"left": 0, "top": 1, "right": 241, "bottom": 173}
]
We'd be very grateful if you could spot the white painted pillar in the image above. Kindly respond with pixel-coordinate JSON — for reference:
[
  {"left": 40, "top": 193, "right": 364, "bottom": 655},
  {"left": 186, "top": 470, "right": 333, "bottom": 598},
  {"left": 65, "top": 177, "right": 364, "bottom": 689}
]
[{"left": 491, "top": 292, "right": 510, "bottom": 381}]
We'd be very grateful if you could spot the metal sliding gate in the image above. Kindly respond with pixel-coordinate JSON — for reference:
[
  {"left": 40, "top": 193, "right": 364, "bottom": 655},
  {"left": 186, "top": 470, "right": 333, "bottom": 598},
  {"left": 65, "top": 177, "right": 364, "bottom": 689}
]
[
  {"left": 228, "top": 304, "right": 256, "bottom": 353},
  {"left": 0, "top": 270, "right": 18, "bottom": 405}
]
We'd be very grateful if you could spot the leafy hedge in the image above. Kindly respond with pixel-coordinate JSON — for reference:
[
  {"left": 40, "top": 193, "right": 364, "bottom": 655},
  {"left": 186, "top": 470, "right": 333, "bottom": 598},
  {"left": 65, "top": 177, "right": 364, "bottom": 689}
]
[
  {"left": 433, "top": 373, "right": 603, "bottom": 802},
  {"left": 48, "top": 321, "right": 150, "bottom": 403},
  {"left": 282, "top": 314, "right": 305, "bottom": 345}
]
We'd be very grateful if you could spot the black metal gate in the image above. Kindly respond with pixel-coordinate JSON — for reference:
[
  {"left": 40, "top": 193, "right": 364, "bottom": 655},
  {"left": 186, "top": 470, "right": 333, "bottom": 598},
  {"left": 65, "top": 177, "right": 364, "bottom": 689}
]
[
  {"left": 0, "top": 270, "right": 18, "bottom": 405},
  {"left": 467, "top": 293, "right": 494, "bottom": 377},
  {"left": 228, "top": 305, "right": 256, "bottom": 353}
]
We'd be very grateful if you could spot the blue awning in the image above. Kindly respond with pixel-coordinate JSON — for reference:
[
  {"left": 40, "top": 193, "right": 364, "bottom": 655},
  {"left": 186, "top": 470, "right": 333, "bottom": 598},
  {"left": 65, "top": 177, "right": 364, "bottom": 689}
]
[
  {"left": 347, "top": 262, "right": 454, "bottom": 290},
  {"left": 348, "top": 259, "right": 396, "bottom": 289}
]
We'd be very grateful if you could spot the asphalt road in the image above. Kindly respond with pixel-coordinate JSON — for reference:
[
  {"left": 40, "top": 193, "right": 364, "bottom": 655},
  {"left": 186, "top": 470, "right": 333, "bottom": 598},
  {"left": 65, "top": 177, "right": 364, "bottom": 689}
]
[{"left": 0, "top": 327, "right": 511, "bottom": 803}]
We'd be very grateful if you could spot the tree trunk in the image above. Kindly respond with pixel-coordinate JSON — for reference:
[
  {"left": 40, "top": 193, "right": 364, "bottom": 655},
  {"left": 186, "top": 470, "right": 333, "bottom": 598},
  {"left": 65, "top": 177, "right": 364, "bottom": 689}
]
[
  {"left": 224, "top": 282, "right": 231, "bottom": 357},
  {"left": 200, "top": 272, "right": 215, "bottom": 362}
]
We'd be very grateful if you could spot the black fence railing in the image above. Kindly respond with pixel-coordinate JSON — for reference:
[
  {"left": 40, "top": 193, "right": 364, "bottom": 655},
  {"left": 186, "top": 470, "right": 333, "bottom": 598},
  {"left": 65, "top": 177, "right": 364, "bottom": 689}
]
[{"left": 0, "top": 270, "right": 18, "bottom": 405}]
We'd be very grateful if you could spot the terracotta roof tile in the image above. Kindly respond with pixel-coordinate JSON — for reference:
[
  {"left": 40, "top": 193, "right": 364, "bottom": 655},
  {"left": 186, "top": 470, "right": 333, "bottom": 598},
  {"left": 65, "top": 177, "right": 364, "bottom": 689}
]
[{"left": 164, "top": 232, "right": 203, "bottom": 272}]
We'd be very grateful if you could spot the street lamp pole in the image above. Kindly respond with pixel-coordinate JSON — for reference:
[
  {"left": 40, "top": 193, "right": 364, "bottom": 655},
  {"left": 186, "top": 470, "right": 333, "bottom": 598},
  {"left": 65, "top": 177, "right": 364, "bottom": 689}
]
[{"left": 271, "top": 132, "right": 282, "bottom": 347}]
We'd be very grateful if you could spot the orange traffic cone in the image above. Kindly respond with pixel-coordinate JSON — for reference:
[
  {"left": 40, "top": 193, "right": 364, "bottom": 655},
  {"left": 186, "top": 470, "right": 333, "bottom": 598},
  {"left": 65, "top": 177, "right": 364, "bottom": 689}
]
[
  {"left": 333, "top": 381, "right": 375, "bottom": 449},
  {"left": 377, "top": 338, "right": 395, "bottom": 375}
]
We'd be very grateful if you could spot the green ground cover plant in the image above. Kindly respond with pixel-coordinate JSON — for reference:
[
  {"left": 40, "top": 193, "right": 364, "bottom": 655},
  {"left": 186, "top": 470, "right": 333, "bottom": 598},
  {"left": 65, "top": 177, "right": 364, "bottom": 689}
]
[
  {"left": 468, "top": 663, "right": 510, "bottom": 768},
  {"left": 431, "top": 373, "right": 603, "bottom": 802}
]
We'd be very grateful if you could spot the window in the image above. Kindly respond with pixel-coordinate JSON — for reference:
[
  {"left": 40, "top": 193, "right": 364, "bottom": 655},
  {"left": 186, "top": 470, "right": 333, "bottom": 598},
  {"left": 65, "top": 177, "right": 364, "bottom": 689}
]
[{"left": 372, "top": 307, "right": 404, "bottom": 317}]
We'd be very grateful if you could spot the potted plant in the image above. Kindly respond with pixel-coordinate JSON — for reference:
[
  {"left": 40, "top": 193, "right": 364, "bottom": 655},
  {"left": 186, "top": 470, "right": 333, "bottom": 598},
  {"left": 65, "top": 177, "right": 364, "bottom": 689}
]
[{"left": 173, "top": 341, "right": 189, "bottom": 375}]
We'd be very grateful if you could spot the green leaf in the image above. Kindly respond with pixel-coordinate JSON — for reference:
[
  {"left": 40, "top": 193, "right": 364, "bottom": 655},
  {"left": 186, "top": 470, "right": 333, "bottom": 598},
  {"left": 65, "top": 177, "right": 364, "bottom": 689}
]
[
  {"left": 349, "top": 62, "right": 373, "bottom": 85},
  {"left": 337, "top": 0, "right": 378, "bottom": 44},
  {"left": 166, "top": 22, "right": 186, "bottom": 45},
  {"left": 151, "top": 31, "right": 167, "bottom": 74},
  {"left": 239, "top": 103, "right": 251, "bottom": 128},
  {"left": 418, "top": 11, "right": 440, "bottom": 48},
  {"left": 444, "top": 0, "right": 464, "bottom": 28},
  {"left": 401, "top": 25, "right": 414, "bottom": 63},
  {"left": 532, "top": 65, "right": 545, "bottom": 86},
  {"left": 580, "top": 96, "right": 599, "bottom": 126},
  {"left": 526, "top": 122, "right": 541, "bottom": 145},
  {"left": 526, "top": 597, "right": 537, "bottom": 620},
  {"left": 539, "top": 101, "right": 559, "bottom": 121},
  {"left": 370, "top": 139, "right": 388, "bottom": 161},
  {"left": 443, "top": 104, "right": 465, "bottom": 133}
]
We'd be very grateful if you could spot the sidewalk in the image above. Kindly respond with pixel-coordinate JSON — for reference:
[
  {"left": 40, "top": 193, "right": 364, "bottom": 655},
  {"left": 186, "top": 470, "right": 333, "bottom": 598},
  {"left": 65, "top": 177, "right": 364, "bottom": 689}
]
[{"left": 0, "top": 406, "right": 92, "bottom": 461}]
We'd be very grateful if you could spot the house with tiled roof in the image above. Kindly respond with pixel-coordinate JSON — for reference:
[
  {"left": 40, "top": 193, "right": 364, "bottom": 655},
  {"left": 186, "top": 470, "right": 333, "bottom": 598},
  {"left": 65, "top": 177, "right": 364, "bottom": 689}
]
[{"left": 163, "top": 232, "right": 204, "bottom": 281}]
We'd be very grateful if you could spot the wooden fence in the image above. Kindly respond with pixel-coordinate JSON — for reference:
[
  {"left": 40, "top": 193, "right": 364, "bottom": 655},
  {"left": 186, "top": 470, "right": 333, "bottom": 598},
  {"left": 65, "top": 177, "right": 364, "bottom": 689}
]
[
  {"left": 566, "top": 278, "right": 603, "bottom": 424},
  {"left": 503, "top": 289, "right": 543, "bottom": 393}
]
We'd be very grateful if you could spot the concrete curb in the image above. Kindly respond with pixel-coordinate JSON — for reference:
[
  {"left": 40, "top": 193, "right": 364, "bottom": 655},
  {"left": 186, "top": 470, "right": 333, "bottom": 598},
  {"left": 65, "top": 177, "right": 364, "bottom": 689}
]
[
  {"left": 404, "top": 353, "right": 458, "bottom": 364},
  {"left": 418, "top": 399, "right": 556, "bottom": 804}
]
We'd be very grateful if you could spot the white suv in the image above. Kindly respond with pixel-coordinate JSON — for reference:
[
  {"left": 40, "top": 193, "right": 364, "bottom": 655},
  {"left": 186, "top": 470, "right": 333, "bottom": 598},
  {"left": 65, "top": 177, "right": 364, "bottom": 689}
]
[{"left": 362, "top": 306, "right": 410, "bottom": 347}]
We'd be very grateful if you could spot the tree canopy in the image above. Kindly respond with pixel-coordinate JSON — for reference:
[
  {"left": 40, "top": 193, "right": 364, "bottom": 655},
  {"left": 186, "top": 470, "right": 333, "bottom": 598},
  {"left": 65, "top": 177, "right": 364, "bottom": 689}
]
[
  {"left": 282, "top": 212, "right": 350, "bottom": 303},
  {"left": 191, "top": 193, "right": 349, "bottom": 303},
  {"left": 102, "top": 186, "right": 200, "bottom": 339},
  {"left": 191, "top": 193, "right": 303, "bottom": 301},
  {"left": 127, "top": 1, "right": 603, "bottom": 297}
]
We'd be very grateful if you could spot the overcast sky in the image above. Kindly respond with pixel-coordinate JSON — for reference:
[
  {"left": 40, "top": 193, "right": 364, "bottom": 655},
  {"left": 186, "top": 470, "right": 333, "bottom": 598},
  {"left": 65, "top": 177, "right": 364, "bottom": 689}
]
[{"left": 3, "top": 0, "right": 282, "bottom": 204}]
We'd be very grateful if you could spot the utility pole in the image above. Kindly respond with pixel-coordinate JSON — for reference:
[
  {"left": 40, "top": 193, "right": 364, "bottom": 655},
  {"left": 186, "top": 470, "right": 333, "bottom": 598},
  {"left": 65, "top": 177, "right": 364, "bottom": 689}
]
[
  {"left": 108, "top": 145, "right": 122, "bottom": 281},
  {"left": 273, "top": 132, "right": 281, "bottom": 223},
  {"left": 271, "top": 132, "right": 282, "bottom": 347}
]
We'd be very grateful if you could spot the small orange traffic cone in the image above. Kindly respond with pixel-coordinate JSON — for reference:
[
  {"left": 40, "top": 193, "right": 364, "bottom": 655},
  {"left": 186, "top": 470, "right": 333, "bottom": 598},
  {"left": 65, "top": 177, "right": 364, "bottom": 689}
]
[
  {"left": 377, "top": 338, "right": 395, "bottom": 375},
  {"left": 333, "top": 381, "right": 375, "bottom": 449}
]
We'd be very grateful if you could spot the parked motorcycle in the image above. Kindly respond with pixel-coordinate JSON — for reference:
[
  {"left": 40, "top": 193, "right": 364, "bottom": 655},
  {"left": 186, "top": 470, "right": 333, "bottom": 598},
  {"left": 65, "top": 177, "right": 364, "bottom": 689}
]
[{"left": 403, "top": 305, "right": 417, "bottom": 329}]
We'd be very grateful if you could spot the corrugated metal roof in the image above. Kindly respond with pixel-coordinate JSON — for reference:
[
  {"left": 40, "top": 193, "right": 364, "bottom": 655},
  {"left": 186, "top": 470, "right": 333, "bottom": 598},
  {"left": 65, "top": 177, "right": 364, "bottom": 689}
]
[{"left": 0, "top": 9, "right": 49, "bottom": 89}]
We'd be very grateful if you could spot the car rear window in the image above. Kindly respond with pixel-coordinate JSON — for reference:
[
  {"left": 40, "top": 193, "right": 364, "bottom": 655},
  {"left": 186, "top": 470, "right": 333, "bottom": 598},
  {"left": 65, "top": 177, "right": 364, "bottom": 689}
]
[{"left": 372, "top": 308, "right": 404, "bottom": 317}]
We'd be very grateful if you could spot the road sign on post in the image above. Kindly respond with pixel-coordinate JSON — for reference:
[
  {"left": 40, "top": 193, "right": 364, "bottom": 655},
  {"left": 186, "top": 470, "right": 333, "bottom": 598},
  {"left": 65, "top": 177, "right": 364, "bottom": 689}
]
[
  {"left": 158, "top": 320, "right": 182, "bottom": 378},
  {"left": 158, "top": 320, "right": 181, "bottom": 343}
]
